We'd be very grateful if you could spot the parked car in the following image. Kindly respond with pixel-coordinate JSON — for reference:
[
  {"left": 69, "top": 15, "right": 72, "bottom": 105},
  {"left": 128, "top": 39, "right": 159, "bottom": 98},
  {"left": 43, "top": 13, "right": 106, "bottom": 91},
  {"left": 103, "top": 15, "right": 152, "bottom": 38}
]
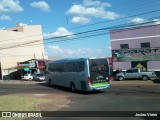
[
  {"left": 116, "top": 68, "right": 157, "bottom": 81},
  {"left": 33, "top": 73, "right": 45, "bottom": 81},
  {"left": 22, "top": 74, "right": 33, "bottom": 80}
]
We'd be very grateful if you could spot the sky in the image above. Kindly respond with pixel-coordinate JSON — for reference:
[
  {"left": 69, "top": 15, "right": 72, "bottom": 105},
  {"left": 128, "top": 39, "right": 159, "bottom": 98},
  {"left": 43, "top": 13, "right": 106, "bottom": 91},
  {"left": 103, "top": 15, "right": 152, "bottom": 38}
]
[{"left": 0, "top": 0, "right": 160, "bottom": 59}]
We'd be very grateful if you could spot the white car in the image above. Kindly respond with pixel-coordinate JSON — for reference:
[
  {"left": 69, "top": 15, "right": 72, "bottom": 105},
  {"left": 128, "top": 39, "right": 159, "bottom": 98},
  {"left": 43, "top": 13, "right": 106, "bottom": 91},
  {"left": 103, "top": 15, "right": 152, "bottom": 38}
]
[{"left": 23, "top": 74, "right": 33, "bottom": 80}]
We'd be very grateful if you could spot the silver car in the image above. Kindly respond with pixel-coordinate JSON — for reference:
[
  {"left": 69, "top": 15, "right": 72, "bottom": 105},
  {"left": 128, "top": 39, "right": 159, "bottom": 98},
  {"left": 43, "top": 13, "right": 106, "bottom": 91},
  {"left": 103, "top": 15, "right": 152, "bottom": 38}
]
[
  {"left": 33, "top": 73, "right": 45, "bottom": 81},
  {"left": 116, "top": 68, "right": 157, "bottom": 81}
]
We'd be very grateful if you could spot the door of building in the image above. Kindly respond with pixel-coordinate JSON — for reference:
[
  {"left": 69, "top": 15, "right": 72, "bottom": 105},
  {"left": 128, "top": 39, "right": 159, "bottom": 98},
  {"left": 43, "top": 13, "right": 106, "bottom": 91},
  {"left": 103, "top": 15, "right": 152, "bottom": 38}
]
[{"left": 131, "top": 61, "right": 147, "bottom": 71}]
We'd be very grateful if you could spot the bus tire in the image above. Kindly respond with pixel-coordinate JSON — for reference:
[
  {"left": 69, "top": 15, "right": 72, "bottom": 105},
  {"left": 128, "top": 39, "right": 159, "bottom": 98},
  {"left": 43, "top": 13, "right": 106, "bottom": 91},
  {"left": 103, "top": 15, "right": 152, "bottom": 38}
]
[
  {"left": 70, "top": 83, "right": 76, "bottom": 92},
  {"left": 48, "top": 79, "right": 52, "bottom": 86}
]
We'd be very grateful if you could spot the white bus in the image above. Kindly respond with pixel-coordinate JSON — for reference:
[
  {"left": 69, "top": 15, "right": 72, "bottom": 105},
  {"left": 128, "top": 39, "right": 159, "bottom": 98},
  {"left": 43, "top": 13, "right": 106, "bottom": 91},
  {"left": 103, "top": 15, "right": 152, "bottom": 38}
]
[{"left": 45, "top": 58, "right": 112, "bottom": 91}]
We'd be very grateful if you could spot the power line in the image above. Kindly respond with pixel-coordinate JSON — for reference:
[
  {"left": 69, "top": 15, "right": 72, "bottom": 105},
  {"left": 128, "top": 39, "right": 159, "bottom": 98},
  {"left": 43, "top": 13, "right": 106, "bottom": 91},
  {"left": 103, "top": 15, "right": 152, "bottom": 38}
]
[
  {"left": 67, "top": 9, "right": 160, "bottom": 30},
  {"left": 109, "top": 0, "right": 159, "bottom": 12},
  {"left": 39, "top": 0, "right": 159, "bottom": 30},
  {"left": 0, "top": 53, "right": 33, "bottom": 57},
  {"left": 0, "top": 40, "right": 41, "bottom": 50},
  {"left": 43, "top": 21, "right": 160, "bottom": 44},
  {"left": 0, "top": 19, "right": 159, "bottom": 52},
  {"left": 1, "top": 9, "right": 160, "bottom": 46},
  {"left": 40, "top": 0, "right": 160, "bottom": 31},
  {"left": 2, "top": 0, "right": 159, "bottom": 33},
  {"left": 43, "top": 19, "right": 160, "bottom": 42}
]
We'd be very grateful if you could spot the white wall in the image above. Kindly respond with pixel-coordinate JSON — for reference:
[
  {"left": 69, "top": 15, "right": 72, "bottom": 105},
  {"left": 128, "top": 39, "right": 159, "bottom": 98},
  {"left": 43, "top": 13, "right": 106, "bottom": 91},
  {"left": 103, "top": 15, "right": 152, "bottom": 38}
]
[{"left": 0, "top": 24, "right": 48, "bottom": 76}]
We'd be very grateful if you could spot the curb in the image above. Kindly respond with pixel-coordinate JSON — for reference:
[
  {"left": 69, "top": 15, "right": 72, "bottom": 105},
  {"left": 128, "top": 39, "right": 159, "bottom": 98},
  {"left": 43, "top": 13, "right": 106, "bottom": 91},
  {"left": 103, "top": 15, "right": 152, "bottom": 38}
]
[
  {"left": 0, "top": 80, "right": 159, "bottom": 86},
  {"left": 111, "top": 80, "right": 160, "bottom": 86}
]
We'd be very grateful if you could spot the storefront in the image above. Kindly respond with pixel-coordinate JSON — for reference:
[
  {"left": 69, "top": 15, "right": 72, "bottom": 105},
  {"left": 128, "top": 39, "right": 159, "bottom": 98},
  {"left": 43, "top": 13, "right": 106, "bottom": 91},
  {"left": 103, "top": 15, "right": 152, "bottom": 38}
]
[
  {"left": 112, "top": 47, "right": 160, "bottom": 71},
  {"left": 110, "top": 23, "right": 160, "bottom": 76},
  {"left": 17, "top": 59, "right": 48, "bottom": 79}
]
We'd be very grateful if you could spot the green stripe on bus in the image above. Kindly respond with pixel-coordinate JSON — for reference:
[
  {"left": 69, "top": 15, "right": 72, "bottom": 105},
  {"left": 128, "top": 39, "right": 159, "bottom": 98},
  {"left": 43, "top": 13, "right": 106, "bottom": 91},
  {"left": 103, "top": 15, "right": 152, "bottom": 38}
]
[{"left": 92, "top": 82, "right": 109, "bottom": 86}]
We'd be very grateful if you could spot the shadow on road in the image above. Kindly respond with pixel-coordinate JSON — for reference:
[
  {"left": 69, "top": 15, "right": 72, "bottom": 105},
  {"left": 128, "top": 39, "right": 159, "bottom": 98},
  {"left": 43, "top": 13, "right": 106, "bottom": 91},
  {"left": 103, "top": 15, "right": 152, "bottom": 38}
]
[
  {"left": 38, "top": 82, "right": 105, "bottom": 95},
  {"left": 152, "top": 78, "right": 160, "bottom": 83},
  {"left": 115, "top": 86, "right": 160, "bottom": 95}
]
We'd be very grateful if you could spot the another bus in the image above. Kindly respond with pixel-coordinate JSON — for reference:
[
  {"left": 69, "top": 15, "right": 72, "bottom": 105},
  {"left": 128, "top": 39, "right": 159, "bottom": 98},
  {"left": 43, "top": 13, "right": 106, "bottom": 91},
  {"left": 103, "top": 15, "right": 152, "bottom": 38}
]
[{"left": 45, "top": 58, "right": 112, "bottom": 91}]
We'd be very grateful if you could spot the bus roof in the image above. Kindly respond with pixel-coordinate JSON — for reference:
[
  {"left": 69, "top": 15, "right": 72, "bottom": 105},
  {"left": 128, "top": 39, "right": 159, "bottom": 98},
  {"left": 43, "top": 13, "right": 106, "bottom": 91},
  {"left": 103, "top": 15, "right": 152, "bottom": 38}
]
[
  {"left": 47, "top": 57, "right": 108, "bottom": 64},
  {"left": 48, "top": 58, "right": 87, "bottom": 64}
]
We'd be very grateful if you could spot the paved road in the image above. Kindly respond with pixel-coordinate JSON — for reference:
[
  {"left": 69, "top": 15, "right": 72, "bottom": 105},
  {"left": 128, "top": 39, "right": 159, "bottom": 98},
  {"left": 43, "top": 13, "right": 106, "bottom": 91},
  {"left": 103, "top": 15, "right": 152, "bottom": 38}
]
[{"left": 0, "top": 80, "right": 160, "bottom": 120}]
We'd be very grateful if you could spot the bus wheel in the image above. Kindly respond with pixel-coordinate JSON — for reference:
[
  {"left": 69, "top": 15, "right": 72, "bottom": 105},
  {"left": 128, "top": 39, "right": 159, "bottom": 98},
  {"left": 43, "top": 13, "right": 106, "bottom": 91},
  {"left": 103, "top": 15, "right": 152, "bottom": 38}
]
[
  {"left": 48, "top": 79, "right": 52, "bottom": 86},
  {"left": 70, "top": 83, "right": 76, "bottom": 92}
]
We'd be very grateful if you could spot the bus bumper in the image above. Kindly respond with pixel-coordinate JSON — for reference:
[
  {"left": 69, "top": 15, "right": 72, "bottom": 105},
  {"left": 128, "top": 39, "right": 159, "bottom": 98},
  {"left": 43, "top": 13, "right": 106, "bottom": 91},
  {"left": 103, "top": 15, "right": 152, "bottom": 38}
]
[{"left": 88, "top": 84, "right": 111, "bottom": 91}]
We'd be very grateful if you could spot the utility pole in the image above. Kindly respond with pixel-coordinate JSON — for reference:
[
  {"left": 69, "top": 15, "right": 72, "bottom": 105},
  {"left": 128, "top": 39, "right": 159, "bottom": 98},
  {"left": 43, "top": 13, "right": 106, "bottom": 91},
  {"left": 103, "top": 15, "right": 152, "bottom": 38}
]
[
  {"left": 42, "top": 52, "right": 44, "bottom": 61},
  {"left": 0, "top": 57, "right": 3, "bottom": 81},
  {"left": 34, "top": 54, "right": 40, "bottom": 73}
]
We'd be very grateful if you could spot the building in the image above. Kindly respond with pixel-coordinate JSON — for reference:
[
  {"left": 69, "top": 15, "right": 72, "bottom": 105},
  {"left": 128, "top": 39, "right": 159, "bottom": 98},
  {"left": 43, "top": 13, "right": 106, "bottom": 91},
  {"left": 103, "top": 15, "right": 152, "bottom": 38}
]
[
  {"left": 0, "top": 23, "right": 48, "bottom": 80},
  {"left": 110, "top": 23, "right": 160, "bottom": 75}
]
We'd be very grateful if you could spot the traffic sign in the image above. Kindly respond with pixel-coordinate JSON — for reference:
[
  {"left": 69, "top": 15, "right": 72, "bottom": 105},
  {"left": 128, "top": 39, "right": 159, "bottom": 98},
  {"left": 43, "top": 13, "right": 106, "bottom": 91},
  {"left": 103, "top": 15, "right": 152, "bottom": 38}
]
[{"left": 24, "top": 68, "right": 30, "bottom": 71}]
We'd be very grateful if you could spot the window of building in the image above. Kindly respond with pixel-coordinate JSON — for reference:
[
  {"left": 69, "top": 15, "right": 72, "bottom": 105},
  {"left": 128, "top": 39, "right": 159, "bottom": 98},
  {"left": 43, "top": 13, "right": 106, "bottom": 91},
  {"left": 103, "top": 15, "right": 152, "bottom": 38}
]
[
  {"left": 12, "top": 29, "right": 18, "bottom": 32},
  {"left": 120, "top": 44, "right": 129, "bottom": 49},
  {"left": 140, "top": 42, "right": 150, "bottom": 48}
]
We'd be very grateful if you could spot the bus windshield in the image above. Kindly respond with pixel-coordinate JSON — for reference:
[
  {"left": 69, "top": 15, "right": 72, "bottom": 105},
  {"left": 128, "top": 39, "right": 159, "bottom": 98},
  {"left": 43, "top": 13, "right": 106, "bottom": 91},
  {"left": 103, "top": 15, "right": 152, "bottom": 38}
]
[{"left": 89, "top": 58, "right": 110, "bottom": 84}]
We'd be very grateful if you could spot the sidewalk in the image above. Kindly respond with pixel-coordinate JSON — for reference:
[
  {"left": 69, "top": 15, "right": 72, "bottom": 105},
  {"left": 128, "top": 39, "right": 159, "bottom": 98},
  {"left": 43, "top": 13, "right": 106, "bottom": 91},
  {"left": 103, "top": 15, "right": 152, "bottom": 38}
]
[
  {"left": 0, "top": 80, "right": 42, "bottom": 84},
  {"left": 111, "top": 80, "right": 160, "bottom": 86}
]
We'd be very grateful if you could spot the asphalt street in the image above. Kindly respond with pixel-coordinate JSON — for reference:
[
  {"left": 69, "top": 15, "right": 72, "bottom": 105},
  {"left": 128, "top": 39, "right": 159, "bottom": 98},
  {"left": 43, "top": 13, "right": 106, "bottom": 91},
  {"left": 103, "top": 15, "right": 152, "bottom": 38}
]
[{"left": 0, "top": 80, "right": 160, "bottom": 120}]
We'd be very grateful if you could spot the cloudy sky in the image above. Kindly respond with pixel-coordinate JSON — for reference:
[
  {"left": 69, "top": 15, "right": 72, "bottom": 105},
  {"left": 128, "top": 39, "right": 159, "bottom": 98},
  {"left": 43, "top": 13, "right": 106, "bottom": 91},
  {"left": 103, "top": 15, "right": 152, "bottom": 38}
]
[{"left": 0, "top": 0, "right": 160, "bottom": 59}]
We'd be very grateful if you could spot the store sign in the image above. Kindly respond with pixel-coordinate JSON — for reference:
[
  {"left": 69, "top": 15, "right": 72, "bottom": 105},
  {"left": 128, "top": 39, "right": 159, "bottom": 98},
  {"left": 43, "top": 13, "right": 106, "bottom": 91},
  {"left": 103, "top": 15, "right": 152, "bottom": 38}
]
[
  {"left": 38, "top": 60, "right": 46, "bottom": 69},
  {"left": 108, "top": 57, "right": 113, "bottom": 68},
  {"left": 131, "top": 61, "right": 147, "bottom": 71},
  {"left": 17, "top": 60, "right": 36, "bottom": 68},
  {"left": 24, "top": 68, "right": 30, "bottom": 71},
  {"left": 112, "top": 47, "right": 160, "bottom": 61}
]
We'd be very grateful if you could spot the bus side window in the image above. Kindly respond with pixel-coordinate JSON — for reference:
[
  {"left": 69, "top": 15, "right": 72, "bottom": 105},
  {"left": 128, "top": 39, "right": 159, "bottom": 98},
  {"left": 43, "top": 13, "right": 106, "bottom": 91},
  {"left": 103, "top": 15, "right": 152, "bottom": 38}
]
[
  {"left": 48, "top": 63, "right": 65, "bottom": 72},
  {"left": 56, "top": 63, "right": 64, "bottom": 72},
  {"left": 64, "top": 62, "right": 78, "bottom": 72},
  {"left": 76, "top": 61, "right": 85, "bottom": 72},
  {"left": 44, "top": 65, "right": 48, "bottom": 74},
  {"left": 48, "top": 63, "right": 56, "bottom": 72}
]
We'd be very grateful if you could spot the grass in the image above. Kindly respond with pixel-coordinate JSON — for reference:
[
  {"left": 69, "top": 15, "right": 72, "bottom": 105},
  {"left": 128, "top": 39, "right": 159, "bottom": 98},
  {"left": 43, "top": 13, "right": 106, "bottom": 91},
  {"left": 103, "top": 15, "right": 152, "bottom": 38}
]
[{"left": 0, "top": 95, "right": 51, "bottom": 120}]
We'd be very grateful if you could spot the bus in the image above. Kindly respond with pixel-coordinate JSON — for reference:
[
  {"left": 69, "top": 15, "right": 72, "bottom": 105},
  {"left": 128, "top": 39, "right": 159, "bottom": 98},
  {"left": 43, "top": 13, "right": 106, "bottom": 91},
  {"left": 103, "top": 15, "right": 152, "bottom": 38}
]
[{"left": 45, "top": 58, "right": 112, "bottom": 91}]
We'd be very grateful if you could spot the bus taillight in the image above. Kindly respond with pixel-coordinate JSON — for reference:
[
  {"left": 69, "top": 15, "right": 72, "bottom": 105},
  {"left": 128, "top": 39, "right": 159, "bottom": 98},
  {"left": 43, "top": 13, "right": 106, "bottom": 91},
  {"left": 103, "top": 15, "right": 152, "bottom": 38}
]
[
  {"left": 108, "top": 76, "right": 114, "bottom": 83},
  {"left": 88, "top": 77, "right": 92, "bottom": 85}
]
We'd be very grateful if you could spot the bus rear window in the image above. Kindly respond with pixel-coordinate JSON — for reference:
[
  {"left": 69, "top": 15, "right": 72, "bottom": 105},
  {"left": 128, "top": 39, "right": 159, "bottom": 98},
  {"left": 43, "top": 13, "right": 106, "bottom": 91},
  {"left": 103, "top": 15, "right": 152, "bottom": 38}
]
[
  {"left": 89, "top": 59, "right": 109, "bottom": 72},
  {"left": 89, "top": 58, "right": 110, "bottom": 83}
]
